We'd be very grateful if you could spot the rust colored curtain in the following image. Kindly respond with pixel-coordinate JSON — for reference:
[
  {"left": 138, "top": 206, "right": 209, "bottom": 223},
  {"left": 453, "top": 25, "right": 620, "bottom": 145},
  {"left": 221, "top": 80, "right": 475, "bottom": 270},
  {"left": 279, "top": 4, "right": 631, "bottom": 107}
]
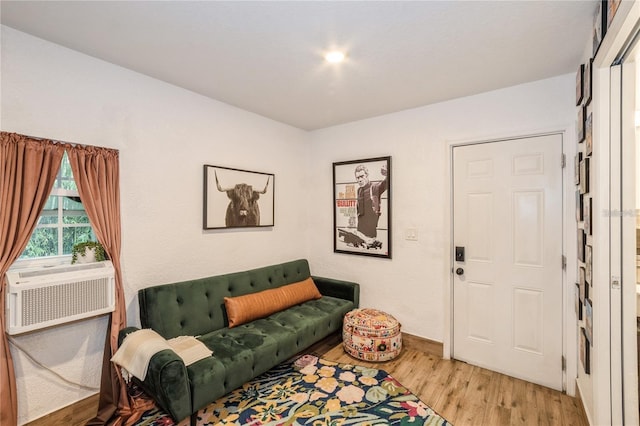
[
  {"left": 66, "top": 145, "right": 132, "bottom": 425},
  {"left": 68, "top": 145, "right": 154, "bottom": 425},
  {"left": 0, "top": 132, "right": 65, "bottom": 426}
]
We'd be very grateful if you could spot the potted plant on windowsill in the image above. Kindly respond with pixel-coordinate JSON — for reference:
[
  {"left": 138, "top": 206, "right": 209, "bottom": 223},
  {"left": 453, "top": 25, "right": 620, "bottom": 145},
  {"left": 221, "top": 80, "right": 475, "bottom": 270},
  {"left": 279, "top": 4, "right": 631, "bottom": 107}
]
[{"left": 71, "top": 241, "right": 106, "bottom": 264}]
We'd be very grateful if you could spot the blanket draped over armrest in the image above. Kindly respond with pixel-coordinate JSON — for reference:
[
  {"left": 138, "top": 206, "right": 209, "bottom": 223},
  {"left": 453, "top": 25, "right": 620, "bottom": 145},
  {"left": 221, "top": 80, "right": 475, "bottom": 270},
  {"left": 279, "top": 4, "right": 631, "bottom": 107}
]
[
  {"left": 168, "top": 335, "right": 213, "bottom": 365},
  {"left": 111, "top": 329, "right": 212, "bottom": 382}
]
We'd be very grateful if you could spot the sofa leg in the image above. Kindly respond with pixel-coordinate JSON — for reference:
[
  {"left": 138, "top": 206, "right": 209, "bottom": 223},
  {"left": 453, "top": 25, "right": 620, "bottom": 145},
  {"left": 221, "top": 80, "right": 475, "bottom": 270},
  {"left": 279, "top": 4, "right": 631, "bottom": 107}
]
[{"left": 191, "top": 413, "right": 198, "bottom": 426}]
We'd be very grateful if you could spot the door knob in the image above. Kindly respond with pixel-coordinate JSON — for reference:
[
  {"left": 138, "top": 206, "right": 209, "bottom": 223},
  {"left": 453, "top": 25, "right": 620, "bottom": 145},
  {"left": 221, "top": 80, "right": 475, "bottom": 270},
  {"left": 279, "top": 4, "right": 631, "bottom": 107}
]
[{"left": 456, "top": 268, "right": 464, "bottom": 276}]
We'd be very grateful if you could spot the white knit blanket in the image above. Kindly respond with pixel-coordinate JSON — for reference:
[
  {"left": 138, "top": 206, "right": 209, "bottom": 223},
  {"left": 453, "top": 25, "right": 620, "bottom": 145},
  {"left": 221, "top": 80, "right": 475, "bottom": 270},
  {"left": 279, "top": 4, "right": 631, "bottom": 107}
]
[
  {"left": 168, "top": 335, "right": 213, "bottom": 366},
  {"left": 111, "top": 329, "right": 212, "bottom": 382}
]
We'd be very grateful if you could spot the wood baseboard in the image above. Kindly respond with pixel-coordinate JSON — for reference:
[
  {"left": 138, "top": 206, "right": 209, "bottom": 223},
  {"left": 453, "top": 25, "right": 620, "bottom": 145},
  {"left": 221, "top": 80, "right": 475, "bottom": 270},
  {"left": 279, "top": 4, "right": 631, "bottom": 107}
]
[{"left": 574, "top": 379, "right": 591, "bottom": 425}]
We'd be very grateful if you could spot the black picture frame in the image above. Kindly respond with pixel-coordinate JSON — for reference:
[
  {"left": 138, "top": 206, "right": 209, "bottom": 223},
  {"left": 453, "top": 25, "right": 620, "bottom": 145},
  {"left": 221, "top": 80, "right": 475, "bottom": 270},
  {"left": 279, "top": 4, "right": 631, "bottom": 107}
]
[
  {"left": 580, "top": 157, "right": 590, "bottom": 195},
  {"left": 203, "top": 164, "right": 275, "bottom": 229},
  {"left": 584, "top": 60, "right": 593, "bottom": 107},
  {"left": 575, "top": 283, "right": 583, "bottom": 320},
  {"left": 585, "top": 298, "right": 593, "bottom": 344},
  {"left": 579, "top": 266, "right": 587, "bottom": 302},
  {"left": 585, "top": 244, "right": 593, "bottom": 286},
  {"left": 593, "top": 2, "right": 604, "bottom": 56},
  {"left": 576, "top": 63, "right": 584, "bottom": 106},
  {"left": 585, "top": 112, "right": 593, "bottom": 156},
  {"left": 576, "top": 190, "right": 583, "bottom": 222},
  {"left": 333, "top": 156, "right": 391, "bottom": 258},
  {"left": 575, "top": 152, "right": 583, "bottom": 185},
  {"left": 578, "top": 229, "right": 585, "bottom": 263},
  {"left": 581, "top": 327, "right": 591, "bottom": 374},
  {"left": 601, "top": 0, "right": 609, "bottom": 39},
  {"left": 584, "top": 196, "right": 592, "bottom": 235},
  {"left": 577, "top": 105, "right": 585, "bottom": 143}
]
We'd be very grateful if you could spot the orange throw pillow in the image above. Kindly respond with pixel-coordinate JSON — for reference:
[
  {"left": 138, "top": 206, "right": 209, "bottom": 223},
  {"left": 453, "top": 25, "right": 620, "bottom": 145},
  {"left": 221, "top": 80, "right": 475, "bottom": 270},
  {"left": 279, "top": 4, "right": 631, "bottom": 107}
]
[{"left": 224, "top": 277, "right": 322, "bottom": 328}]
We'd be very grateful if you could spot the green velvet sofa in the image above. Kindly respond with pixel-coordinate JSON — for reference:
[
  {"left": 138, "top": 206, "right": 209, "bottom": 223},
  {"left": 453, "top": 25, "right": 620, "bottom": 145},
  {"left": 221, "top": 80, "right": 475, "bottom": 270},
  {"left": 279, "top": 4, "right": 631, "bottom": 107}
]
[{"left": 119, "top": 259, "right": 359, "bottom": 423}]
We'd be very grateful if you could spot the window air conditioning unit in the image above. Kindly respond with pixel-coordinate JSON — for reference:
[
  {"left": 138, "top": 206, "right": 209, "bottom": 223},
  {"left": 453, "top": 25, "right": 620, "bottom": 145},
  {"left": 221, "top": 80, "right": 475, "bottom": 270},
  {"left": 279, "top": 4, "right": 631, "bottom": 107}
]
[{"left": 5, "top": 261, "right": 115, "bottom": 335}]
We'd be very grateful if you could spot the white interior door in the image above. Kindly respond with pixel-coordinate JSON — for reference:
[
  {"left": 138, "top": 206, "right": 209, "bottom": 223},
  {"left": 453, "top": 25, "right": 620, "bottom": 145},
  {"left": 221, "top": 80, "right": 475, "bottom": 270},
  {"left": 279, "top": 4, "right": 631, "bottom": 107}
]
[{"left": 452, "top": 134, "right": 564, "bottom": 390}]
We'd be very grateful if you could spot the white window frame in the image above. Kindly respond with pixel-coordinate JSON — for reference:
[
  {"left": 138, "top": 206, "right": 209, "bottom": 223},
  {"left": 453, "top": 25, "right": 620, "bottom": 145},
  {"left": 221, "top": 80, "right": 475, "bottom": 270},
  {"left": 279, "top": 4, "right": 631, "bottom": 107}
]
[{"left": 12, "top": 155, "right": 95, "bottom": 269}]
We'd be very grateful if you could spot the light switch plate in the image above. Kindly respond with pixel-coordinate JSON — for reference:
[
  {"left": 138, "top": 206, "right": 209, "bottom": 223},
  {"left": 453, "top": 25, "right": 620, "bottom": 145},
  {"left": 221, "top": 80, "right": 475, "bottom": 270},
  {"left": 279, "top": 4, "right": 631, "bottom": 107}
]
[{"left": 405, "top": 228, "right": 418, "bottom": 241}]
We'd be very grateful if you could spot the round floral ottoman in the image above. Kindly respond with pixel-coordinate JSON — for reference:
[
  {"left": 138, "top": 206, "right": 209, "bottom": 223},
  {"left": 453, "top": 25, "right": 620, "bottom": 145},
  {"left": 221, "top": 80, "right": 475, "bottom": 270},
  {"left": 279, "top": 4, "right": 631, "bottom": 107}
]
[{"left": 342, "top": 308, "right": 402, "bottom": 362}]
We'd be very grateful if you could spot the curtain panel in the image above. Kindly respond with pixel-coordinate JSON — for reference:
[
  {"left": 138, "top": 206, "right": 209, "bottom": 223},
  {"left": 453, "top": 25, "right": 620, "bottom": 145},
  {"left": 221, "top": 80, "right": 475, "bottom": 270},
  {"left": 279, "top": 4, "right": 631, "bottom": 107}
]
[
  {"left": 67, "top": 145, "right": 138, "bottom": 425},
  {"left": 0, "top": 132, "right": 66, "bottom": 426},
  {"left": 1, "top": 133, "right": 142, "bottom": 425}
]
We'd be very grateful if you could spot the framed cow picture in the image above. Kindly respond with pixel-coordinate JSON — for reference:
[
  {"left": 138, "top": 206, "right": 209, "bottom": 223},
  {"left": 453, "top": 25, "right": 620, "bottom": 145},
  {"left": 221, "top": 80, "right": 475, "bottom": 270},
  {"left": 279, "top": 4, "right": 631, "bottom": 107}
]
[
  {"left": 333, "top": 156, "right": 391, "bottom": 258},
  {"left": 203, "top": 165, "right": 275, "bottom": 229}
]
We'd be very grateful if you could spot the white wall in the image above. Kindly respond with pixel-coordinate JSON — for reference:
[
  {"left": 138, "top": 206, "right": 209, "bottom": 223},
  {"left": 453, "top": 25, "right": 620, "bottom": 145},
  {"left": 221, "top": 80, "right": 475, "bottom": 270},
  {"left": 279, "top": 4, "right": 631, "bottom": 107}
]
[
  {"left": 1, "top": 26, "right": 309, "bottom": 424},
  {"left": 307, "top": 74, "right": 576, "bottom": 343},
  {"left": 2, "top": 24, "right": 578, "bottom": 425}
]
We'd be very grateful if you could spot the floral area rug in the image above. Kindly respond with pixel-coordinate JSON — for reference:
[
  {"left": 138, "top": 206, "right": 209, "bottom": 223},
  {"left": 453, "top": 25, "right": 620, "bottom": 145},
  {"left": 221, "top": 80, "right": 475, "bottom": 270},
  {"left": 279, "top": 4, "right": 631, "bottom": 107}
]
[{"left": 133, "top": 355, "right": 451, "bottom": 425}]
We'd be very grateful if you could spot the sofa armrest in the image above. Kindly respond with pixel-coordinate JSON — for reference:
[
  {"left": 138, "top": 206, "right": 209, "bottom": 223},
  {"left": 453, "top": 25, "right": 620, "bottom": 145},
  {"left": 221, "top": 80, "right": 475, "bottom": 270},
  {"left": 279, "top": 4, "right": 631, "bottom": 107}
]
[
  {"left": 118, "top": 326, "right": 141, "bottom": 346},
  {"left": 142, "top": 349, "right": 192, "bottom": 422},
  {"left": 115, "top": 327, "right": 192, "bottom": 422},
  {"left": 312, "top": 276, "right": 359, "bottom": 308}
]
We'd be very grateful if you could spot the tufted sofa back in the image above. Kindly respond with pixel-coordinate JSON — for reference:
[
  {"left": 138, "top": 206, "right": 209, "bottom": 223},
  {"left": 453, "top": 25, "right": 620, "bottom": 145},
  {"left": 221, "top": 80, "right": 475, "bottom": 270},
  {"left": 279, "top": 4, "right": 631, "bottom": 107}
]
[{"left": 138, "top": 259, "right": 312, "bottom": 339}]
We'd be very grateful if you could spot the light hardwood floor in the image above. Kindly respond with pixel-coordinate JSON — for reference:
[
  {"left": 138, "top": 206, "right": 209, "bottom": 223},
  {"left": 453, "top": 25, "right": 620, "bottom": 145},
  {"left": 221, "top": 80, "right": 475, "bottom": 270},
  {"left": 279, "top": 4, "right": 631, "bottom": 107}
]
[
  {"left": 26, "top": 333, "right": 588, "bottom": 425},
  {"left": 308, "top": 333, "right": 589, "bottom": 426}
]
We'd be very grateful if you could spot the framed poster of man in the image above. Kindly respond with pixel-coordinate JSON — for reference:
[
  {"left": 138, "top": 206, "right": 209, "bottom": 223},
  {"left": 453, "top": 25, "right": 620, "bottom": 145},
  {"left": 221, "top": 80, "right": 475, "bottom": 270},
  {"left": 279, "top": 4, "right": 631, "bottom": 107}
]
[{"left": 333, "top": 156, "right": 391, "bottom": 258}]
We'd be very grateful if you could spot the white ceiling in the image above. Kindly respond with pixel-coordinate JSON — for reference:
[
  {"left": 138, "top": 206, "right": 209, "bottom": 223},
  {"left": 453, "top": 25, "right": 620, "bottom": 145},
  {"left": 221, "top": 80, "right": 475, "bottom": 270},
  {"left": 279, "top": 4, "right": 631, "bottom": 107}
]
[{"left": 1, "top": 1, "right": 597, "bottom": 130}]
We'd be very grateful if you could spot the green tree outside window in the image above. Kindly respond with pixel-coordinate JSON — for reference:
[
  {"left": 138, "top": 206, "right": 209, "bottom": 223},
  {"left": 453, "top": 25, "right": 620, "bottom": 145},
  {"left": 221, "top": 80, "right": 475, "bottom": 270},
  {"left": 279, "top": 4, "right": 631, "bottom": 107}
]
[{"left": 20, "top": 153, "right": 96, "bottom": 259}]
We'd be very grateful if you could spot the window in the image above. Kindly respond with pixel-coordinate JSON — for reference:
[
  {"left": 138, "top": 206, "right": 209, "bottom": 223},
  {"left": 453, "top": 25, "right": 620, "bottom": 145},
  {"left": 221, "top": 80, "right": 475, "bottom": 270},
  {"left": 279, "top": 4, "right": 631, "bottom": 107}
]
[{"left": 20, "top": 153, "right": 96, "bottom": 259}]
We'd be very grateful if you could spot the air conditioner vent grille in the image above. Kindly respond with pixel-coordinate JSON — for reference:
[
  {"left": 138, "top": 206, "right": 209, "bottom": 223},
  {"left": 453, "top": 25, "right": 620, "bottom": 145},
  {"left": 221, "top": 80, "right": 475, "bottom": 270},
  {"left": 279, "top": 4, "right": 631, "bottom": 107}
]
[
  {"left": 6, "top": 261, "right": 115, "bottom": 334},
  {"left": 22, "top": 278, "right": 111, "bottom": 327}
]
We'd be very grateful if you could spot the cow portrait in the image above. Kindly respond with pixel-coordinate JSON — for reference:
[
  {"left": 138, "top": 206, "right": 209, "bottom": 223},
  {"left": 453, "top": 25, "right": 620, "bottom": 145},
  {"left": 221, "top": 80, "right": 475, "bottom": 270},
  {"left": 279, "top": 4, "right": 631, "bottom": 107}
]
[{"left": 215, "top": 171, "right": 270, "bottom": 227}]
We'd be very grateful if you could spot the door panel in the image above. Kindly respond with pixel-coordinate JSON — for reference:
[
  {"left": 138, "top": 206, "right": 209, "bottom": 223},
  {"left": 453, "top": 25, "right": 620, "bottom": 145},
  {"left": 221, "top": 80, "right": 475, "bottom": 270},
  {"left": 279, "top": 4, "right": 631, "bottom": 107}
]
[
  {"left": 467, "top": 193, "right": 493, "bottom": 261},
  {"left": 467, "top": 282, "right": 494, "bottom": 343},
  {"left": 512, "top": 287, "right": 543, "bottom": 354},
  {"left": 453, "top": 134, "right": 563, "bottom": 390},
  {"left": 513, "top": 190, "right": 544, "bottom": 266}
]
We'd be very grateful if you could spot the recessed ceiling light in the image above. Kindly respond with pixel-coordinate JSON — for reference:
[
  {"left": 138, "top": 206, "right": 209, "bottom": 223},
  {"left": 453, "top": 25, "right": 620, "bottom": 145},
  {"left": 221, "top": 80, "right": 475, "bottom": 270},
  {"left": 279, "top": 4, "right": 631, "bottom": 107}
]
[{"left": 325, "top": 51, "right": 346, "bottom": 63}]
